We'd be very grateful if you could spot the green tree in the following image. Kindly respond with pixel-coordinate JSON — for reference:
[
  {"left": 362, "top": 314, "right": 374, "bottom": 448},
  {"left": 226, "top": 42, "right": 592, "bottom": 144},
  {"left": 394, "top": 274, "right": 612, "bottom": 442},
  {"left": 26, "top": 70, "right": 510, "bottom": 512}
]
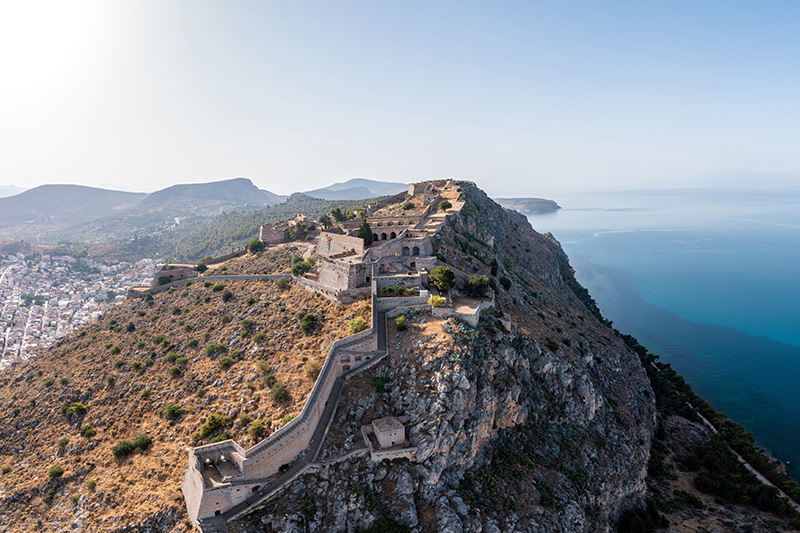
[
  {"left": 429, "top": 266, "right": 455, "bottom": 292},
  {"left": 248, "top": 238, "right": 265, "bottom": 254},
  {"left": 465, "top": 274, "right": 490, "bottom": 297},
  {"left": 318, "top": 214, "right": 332, "bottom": 228},
  {"left": 357, "top": 220, "right": 373, "bottom": 246},
  {"left": 439, "top": 200, "right": 452, "bottom": 211}
]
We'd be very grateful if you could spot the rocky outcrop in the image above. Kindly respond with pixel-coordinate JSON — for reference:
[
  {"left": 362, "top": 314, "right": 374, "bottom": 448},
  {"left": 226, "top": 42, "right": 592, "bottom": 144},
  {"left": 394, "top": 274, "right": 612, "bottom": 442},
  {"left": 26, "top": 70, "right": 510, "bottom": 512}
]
[{"left": 233, "top": 182, "right": 656, "bottom": 532}]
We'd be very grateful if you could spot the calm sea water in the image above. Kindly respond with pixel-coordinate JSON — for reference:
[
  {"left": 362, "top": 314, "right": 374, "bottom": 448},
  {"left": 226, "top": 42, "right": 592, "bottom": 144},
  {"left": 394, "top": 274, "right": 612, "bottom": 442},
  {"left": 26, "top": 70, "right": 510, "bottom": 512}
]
[{"left": 527, "top": 187, "right": 800, "bottom": 478}]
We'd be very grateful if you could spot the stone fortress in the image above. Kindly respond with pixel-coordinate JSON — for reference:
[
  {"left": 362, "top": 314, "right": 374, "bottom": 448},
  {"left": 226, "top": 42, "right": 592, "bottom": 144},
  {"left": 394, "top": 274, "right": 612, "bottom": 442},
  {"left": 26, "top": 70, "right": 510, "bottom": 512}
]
[{"left": 181, "top": 180, "right": 494, "bottom": 531}]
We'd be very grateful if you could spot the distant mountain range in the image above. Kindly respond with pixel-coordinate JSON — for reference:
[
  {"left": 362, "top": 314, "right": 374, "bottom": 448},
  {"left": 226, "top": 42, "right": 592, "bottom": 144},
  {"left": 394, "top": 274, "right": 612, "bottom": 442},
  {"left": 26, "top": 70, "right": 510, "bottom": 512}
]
[
  {"left": 302, "top": 178, "right": 407, "bottom": 200},
  {"left": 0, "top": 185, "right": 146, "bottom": 227},
  {"left": 0, "top": 176, "right": 407, "bottom": 260},
  {"left": 0, "top": 185, "right": 26, "bottom": 198}
]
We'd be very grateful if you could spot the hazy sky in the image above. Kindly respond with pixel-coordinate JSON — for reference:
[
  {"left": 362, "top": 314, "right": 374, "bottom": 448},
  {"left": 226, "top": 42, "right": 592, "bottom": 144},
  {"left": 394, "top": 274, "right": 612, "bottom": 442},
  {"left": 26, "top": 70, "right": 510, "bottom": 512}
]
[{"left": 1, "top": 1, "right": 799, "bottom": 196}]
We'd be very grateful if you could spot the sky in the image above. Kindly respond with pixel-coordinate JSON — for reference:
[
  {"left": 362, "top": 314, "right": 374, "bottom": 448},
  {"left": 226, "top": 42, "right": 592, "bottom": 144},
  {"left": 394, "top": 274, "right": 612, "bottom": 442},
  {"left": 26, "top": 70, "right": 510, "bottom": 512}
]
[{"left": 1, "top": 0, "right": 799, "bottom": 197}]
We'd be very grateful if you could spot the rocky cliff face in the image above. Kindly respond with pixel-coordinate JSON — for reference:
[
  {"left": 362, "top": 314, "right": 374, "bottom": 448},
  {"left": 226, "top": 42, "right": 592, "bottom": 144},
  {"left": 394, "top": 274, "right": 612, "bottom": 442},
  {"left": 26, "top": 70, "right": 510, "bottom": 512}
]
[{"left": 235, "top": 183, "right": 656, "bottom": 532}]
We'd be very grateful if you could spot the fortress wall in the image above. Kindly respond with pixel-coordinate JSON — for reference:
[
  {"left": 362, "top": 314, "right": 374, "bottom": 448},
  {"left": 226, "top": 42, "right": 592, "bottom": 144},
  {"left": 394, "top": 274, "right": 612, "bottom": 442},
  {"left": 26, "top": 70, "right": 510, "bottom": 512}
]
[
  {"left": 317, "top": 233, "right": 365, "bottom": 256},
  {"left": 376, "top": 295, "right": 429, "bottom": 311},
  {"left": 349, "top": 262, "right": 371, "bottom": 288},
  {"left": 196, "top": 484, "right": 249, "bottom": 524},
  {"left": 152, "top": 267, "right": 196, "bottom": 287},
  {"left": 260, "top": 226, "right": 288, "bottom": 244},
  {"left": 317, "top": 261, "right": 351, "bottom": 290},
  {"left": 182, "top": 451, "right": 205, "bottom": 528},
  {"left": 375, "top": 274, "right": 422, "bottom": 290},
  {"left": 204, "top": 248, "right": 247, "bottom": 266}
]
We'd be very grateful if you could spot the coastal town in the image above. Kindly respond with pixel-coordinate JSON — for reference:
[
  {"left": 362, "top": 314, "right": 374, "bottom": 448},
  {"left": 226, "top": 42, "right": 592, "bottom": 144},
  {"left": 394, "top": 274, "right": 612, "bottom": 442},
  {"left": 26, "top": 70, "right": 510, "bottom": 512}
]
[{"left": 0, "top": 253, "right": 156, "bottom": 369}]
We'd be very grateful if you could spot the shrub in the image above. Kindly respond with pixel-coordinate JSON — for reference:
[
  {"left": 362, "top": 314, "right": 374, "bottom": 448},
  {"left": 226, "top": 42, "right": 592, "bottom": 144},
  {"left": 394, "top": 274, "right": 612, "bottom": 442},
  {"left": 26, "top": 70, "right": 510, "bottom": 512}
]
[
  {"left": 264, "top": 374, "right": 276, "bottom": 387},
  {"left": 85, "top": 478, "right": 96, "bottom": 490},
  {"left": 428, "top": 295, "right": 445, "bottom": 308},
  {"left": 175, "top": 356, "right": 189, "bottom": 366},
  {"left": 465, "top": 274, "right": 490, "bottom": 297},
  {"left": 164, "top": 403, "right": 183, "bottom": 420},
  {"left": 169, "top": 366, "right": 181, "bottom": 377},
  {"left": 218, "top": 357, "right": 234, "bottom": 370},
  {"left": 247, "top": 420, "right": 265, "bottom": 439},
  {"left": 60, "top": 377, "right": 69, "bottom": 385},
  {"left": 211, "top": 283, "right": 225, "bottom": 292},
  {"left": 429, "top": 266, "right": 455, "bottom": 292},
  {"left": 241, "top": 319, "right": 254, "bottom": 333},
  {"left": 348, "top": 316, "right": 368, "bottom": 335},
  {"left": 499, "top": 276, "right": 512, "bottom": 290},
  {"left": 373, "top": 376, "right": 390, "bottom": 393},
  {"left": 132, "top": 361, "right": 143, "bottom": 372},
  {"left": 80, "top": 426, "right": 97, "bottom": 438},
  {"left": 269, "top": 382, "right": 290, "bottom": 402},
  {"left": 210, "top": 433, "right": 232, "bottom": 443},
  {"left": 140, "top": 388, "right": 151, "bottom": 399},
  {"left": 132, "top": 434, "right": 153, "bottom": 451},
  {"left": 255, "top": 359, "right": 269, "bottom": 372},
  {"left": 395, "top": 315, "right": 407, "bottom": 331},
  {"left": 114, "top": 359, "right": 125, "bottom": 368},
  {"left": 188, "top": 338, "right": 199, "bottom": 348},
  {"left": 248, "top": 238, "right": 265, "bottom": 254},
  {"left": 111, "top": 440, "right": 136, "bottom": 458},
  {"left": 295, "top": 311, "right": 317, "bottom": 334},
  {"left": 48, "top": 466, "right": 64, "bottom": 478},
  {"left": 44, "top": 378, "right": 55, "bottom": 387},
  {"left": 110, "top": 346, "right": 121, "bottom": 355},
  {"left": 203, "top": 280, "right": 212, "bottom": 288},
  {"left": 1, "top": 465, "right": 11, "bottom": 475},
  {"left": 221, "top": 289, "right": 233, "bottom": 302},
  {"left": 58, "top": 438, "right": 70, "bottom": 447},
  {"left": 239, "top": 413, "right": 252, "bottom": 426},
  {"left": 205, "top": 342, "right": 228, "bottom": 356},
  {"left": 275, "top": 277, "right": 290, "bottom": 290},
  {"left": 196, "top": 262, "right": 208, "bottom": 273},
  {"left": 439, "top": 200, "right": 452, "bottom": 211},
  {"left": 72, "top": 403, "right": 87, "bottom": 416},
  {"left": 253, "top": 333, "right": 266, "bottom": 342},
  {"left": 303, "top": 360, "right": 322, "bottom": 380},
  {"left": 191, "top": 413, "right": 232, "bottom": 441}
]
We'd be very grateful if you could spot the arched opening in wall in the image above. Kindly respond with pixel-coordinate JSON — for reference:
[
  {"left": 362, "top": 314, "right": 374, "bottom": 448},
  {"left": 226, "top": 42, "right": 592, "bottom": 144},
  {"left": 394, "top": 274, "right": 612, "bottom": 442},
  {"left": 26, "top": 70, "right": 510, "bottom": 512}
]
[
  {"left": 355, "top": 356, "right": 362, "bottom": 362},
  {"left": 341, "top": 356, "right": 350, "bottom": 363},
  {"left": 372, "top": 234, "right": 378, "bottom": 242},
  {"left": 388, "top": 221, "right": 393, "bottom": 226},
  {"left": 252, "top": 485, "right": 260, "bottom": 493},
  {"left": 343, "top": 365, "right": 351, "bottom": 372},
  {"left": 215, "top": 510, "right": 221, "bottom": 516},
  {"left": 410, "top": 262, "right": 416, "bottom": 269},
  {"left": 390, "top": 232, "right": 396, "bottom": 239},
  {"left": 365, "top": 276, "right": 371, "bottom": 284},
  {"left": 402, "top": 247, "right": 410, "bottom": 256},
  {"left": 381, "top": 233, "right": 387, "bottom": 240},
  {"left": 412, "top": 246, "right": 420, "bottom": 256}
]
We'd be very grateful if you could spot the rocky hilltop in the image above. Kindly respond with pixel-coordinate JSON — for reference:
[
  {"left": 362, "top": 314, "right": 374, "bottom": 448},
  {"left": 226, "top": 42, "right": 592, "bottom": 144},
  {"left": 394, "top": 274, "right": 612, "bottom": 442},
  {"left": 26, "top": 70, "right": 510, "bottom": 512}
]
[{"left": 1, "top": 181, "right": 799, "bottom": 533}]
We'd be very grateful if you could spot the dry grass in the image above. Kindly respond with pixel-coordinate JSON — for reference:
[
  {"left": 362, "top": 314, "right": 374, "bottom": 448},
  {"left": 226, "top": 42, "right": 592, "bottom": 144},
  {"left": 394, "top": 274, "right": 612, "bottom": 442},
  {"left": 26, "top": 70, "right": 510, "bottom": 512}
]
[{"left": 0, "top": 276, "right": 367, "bottom": 531}]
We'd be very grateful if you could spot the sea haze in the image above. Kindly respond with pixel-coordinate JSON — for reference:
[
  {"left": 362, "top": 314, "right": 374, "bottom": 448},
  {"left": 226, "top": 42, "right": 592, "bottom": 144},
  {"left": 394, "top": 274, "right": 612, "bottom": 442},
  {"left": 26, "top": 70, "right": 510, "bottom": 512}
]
[{"left": 528, "top": 187, "right": 800, "bottom": 480}]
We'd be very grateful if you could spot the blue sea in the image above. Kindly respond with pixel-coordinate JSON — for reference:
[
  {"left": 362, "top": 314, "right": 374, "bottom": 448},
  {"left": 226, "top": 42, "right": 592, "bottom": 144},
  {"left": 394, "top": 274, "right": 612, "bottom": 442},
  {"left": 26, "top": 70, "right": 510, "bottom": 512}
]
[{"left": 527, "top": 187, "right": 800, "bottom": 479}]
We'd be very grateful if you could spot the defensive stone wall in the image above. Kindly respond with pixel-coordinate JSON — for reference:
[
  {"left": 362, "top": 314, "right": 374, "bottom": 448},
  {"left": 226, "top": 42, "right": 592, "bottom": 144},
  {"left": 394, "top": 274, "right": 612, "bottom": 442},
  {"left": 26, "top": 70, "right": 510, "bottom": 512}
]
[
  {"left": 203, "top": 249, "right": 246, "bottom": 266},
  {"left": 316, "top": 232, "right": 365, "bottom": 257}
]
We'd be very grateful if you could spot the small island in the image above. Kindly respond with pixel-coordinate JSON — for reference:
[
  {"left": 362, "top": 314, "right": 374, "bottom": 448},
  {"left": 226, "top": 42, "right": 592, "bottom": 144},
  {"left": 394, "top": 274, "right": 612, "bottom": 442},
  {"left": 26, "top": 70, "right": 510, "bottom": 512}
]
[{"left": 494, "top": 197, "right": 561, "bottom": 214}]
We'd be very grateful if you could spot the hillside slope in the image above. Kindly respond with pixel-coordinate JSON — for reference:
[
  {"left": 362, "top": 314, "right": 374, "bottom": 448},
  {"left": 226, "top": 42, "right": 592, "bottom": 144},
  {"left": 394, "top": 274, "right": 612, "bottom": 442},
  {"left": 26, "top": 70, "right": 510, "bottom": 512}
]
[
  {"left": 0, "top": 277, "right": 368, "bottom": 531},
  {"left": 0, "top": 185, "right": 146, "bottom": 227}
]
